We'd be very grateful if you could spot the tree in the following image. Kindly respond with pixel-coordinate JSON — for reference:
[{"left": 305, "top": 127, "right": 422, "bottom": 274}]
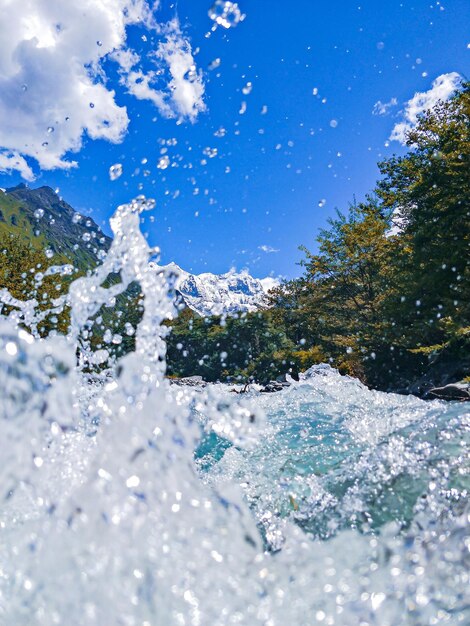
[
  {"left": 377, "top": 82, "right": 470, "bottom": 350},
  {"left": 0, "top": 234, "right": 73, "bottom": 336},
  {"left": 290, "top": 198, "right": 397, "bottom": 379}
]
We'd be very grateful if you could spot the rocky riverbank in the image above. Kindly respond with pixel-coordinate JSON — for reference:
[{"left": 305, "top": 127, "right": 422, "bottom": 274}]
[{"left": 171, "top": 370, "right": 470, "bottom": 401}]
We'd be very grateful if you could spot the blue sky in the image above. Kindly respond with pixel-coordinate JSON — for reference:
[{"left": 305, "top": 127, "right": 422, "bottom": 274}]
[{"left": 0, "top": 0, "right": 469, "bottom": 278}]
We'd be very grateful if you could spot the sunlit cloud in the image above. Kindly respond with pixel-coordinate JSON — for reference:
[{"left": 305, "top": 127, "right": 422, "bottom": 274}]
[{"left": 390, "top": 72, "right": 462, "bottom": 144}]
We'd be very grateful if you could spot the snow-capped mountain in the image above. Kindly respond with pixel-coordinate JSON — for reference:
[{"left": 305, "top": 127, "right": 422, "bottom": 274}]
[{"left": 162, "top": 263, "right": 278, "bottom": 317}]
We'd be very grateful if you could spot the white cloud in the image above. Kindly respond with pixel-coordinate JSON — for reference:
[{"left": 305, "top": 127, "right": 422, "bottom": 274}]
[
  {"left": 156, "top": 21, "right": 206, "bottom": 120},
  {"left": 113, "top": 19, "right": 205, "bottom": 122},
  {"left": 372, "top": 97, "right": 398, "bottom": 116},
  {"left": 0, "top": 0, "right": 205, "bottom": 180},
  {"left": 258, "top": 245, "right": 280, "bottom": 254},
  {"left": 390, "top": 72, "right": 462, "bottom": 144},
  {"left": 385, "top": 207, "right": 407, "bottom": 238},
  {"left": 0, "top": 151, "right": 35, "bottom": 181}
]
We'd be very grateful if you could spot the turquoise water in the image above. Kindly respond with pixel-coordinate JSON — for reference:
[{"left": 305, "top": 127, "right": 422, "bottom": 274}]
[{"left": 197, "top": 369, "right": 469, "bottom": 554}]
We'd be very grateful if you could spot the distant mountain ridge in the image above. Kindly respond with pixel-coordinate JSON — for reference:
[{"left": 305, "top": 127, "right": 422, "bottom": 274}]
[
  {"left": 162, "top": 262, "right": 277, "bottom": 317},
  {"left": 0, "top": 184, "right": 276, "bottom": 315}
]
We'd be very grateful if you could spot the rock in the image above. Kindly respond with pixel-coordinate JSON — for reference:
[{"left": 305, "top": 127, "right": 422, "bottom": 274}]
[
  {"left": 406, "top": 380, "right": 435, "bottom": 398},
  {"left": 260, "top": 380, "right": 291, "bottom": 393},
  {"left": 275, "top": 372, "right": 299, "bottom": 383},
  {"left": 427, "top": 382, "right": 470, "bottom": 401},
  {"left": 172, "top": 375, "right": 207, "bottom": 388}
]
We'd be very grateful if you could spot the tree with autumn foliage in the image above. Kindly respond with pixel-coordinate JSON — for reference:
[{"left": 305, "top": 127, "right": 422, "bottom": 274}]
[{"left": 0, "top": 233, "right": 73, "bottom": 336}]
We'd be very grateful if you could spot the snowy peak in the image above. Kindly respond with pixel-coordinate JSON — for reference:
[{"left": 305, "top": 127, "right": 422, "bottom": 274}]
[{"left": 162, "top": 263, "right": 277, "bottom": 317}]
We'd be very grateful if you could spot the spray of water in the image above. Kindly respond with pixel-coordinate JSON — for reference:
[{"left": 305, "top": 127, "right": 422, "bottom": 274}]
[{"left": 0, "top": 197, "right": 468, "bottom": 625}]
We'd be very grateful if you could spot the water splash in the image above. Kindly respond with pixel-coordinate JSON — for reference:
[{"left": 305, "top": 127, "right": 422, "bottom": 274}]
[{"left": 0, "top": 198, "right": 468, "bottom": 625}]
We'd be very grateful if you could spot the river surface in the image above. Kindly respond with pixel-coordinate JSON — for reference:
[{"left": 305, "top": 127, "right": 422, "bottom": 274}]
[{"left": 0, "top": 200, "right": 468, "bottom": 625}]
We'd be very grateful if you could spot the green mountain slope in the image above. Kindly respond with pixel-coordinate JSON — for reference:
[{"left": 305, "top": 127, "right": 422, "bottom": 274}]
[{"left": 0, "top": 184, "right": 111, "bottom": 269}]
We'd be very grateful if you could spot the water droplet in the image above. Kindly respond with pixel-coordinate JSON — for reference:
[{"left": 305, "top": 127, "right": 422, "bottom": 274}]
[
  {"left": 47, "top": 126, "right": 54, "bottom": 134},
  {"left": 203, "top": 147, "right": 218, "bottom": 158},
  {"left": 125, "top": 323, "right": 135, "bottom": 337},
  {"left": 214, "top": 127, "right": 227, "bottom": 138},
  {"left": 21, "top": 84, "right": 28, "bottom": 92},
  {"left": 96, "top": 40, "right": 103, "bottom": 47},
  {"left": 239, "top": 101, "right": 247, "bottom": 115},
  {"left": 312, "top": 87, "right": 319, "bottom": 96},
  {"left": 261, "top": 105, "right": 268, "bottom": 115},
  {"left": 157, "top": 155, "right": 170, "bottom": 170},
  {"left": 318, "top": 199, "right": 326, "bottom": 208},
  {"left": 126, "top": 475, "right": 140, "bottom": 488},
  {"left": 208, "top": 58, "right": 221, "bottom": 71},
  {"left": 242, "top": 81, "right": 253, "bottom": 95},
  {"left": 330, "top": 119, "right": 338, "bottom": 128},
  {"left": 208, "top": 1, "right": 244, "bottom": 29},
  {"left": 5, "top": 341, "right": 18, "bottom": 356},
  {"left": 109, "top": 163, "right": 123, "bottom": 181},
  {"left": 89, "top": 102, "right": 95, "bottom": 108},
  {"left": 45, "top": 248, "right": 54, "bottom": 259},
  {"left": 34, "top": 208, "right": 44, "bottom": 219},
  {"left": 42, "top": 142, "right": 48, "bottom": 147}
]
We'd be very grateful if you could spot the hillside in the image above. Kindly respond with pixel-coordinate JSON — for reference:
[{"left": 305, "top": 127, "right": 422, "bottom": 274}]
[{"left": 0, "top": 184, "right": 111, "bottom": 269}]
